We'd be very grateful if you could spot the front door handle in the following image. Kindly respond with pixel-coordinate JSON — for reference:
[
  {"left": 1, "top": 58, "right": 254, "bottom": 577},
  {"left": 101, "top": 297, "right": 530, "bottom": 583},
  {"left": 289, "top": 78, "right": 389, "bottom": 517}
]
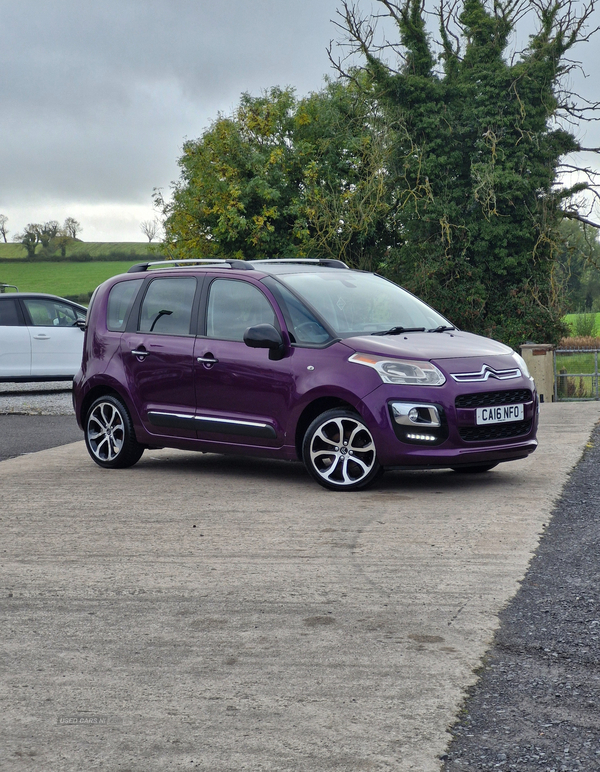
[
  {"left": 131, "top": 349, "right": 150, "bottom": 359},
  {"left": 196, "top": 351, "right": 219, "bottom": 370},
  {"left": 33, "top": 334, "right": 50, "bottom": 340}
]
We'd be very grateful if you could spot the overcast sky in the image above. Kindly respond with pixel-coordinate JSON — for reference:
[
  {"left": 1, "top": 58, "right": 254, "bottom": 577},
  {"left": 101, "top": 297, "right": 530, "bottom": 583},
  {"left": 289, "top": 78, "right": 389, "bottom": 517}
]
[{"left": 1, "top": 0, "right": 599, "bottom": 242}]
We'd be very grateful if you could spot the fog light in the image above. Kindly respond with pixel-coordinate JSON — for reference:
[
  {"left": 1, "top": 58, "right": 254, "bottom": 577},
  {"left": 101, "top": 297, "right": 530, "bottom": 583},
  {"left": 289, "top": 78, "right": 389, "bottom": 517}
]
[{"left": 408, "top": 408, "right": 420, "bottom": 422}]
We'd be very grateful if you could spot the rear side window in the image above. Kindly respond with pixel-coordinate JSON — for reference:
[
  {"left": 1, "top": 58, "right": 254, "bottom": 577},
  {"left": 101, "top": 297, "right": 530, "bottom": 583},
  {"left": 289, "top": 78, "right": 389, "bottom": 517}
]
[
  {"left": 0, "top": 298, "right": 20, "bottom": 326},
  {"left": 138, "top": 277, "right": 196, "bottom": 335},
  {"left": 107, "top": 279, "right": 143, "bottom": 331},
  {"left": 206, "top": 279, "right": 277, "bottom": 341}
]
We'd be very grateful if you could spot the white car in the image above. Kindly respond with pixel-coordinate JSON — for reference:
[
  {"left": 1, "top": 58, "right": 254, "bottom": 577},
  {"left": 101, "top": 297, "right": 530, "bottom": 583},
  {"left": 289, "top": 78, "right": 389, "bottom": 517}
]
[{"left": 0, "top": 292, "right": 87, "bottom": 381}]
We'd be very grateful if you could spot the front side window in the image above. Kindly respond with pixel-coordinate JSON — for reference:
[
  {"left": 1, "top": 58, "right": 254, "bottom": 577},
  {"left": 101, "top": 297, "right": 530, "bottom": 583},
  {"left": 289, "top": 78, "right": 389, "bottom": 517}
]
[
  {"left": 206, "top": 279, "right": 277, "bottom": 341},
  {"left": 262, "top": 278, "right": 330, "bottom": 345},
  {"left": 138, "top": 277, "right": 196, "bottom": 335},
  {"left": 23, "top": 298, "right": 85, "bottom": 327},
  {"left": 107, "top": 279, "right": 143, "bottom": 332}
]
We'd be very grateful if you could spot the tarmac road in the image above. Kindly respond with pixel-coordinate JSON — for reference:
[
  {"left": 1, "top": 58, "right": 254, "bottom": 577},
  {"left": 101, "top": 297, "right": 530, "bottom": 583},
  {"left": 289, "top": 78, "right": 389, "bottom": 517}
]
[
  {"left": 0, "top": 382, "right": 81, "bottom": 461},
  {"left": 1, "top": 397, "right": 599, "bottom": 771},
  {"left": 0, "top": 415, "right": 82, "bottom": 461}
]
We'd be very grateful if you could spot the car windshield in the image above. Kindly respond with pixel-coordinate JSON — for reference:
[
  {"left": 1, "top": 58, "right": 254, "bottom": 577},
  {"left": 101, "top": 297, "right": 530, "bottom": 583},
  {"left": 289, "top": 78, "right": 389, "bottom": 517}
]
[{"left": 278, "top": 272, "right": 451, "bottom": 338}]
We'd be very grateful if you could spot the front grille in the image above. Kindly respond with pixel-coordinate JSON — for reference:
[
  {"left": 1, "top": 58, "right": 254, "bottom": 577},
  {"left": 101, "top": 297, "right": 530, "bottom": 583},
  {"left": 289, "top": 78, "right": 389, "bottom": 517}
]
[
  {"left": 459, "top": 420, "right": 533, "bottom": 442},
  {"left": 455, "top": 389, "right": 532, "bottom": 409}
]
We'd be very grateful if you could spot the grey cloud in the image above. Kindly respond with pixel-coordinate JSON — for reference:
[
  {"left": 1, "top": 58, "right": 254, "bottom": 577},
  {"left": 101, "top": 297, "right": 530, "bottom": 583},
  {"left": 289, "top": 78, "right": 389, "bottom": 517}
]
[
  {"left": 1, "top": 0, "right": 599, "bottom": 222},
  {"left": 0, "top": 0, "right": 341, "bottom": 206}
]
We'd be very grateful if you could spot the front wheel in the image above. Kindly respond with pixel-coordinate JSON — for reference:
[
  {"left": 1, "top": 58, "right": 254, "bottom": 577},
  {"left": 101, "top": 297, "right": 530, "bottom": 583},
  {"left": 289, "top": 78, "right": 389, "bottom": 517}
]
[
  {"left": 84, "top": 395, "right": 144, "bottom": 469},
  {"left": 302, "top": 409, "right": 382, "bottom": 491}
]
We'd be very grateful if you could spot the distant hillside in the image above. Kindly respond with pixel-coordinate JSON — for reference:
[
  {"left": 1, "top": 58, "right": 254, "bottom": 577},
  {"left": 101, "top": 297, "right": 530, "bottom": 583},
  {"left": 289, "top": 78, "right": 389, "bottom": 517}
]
[{"left": 0, "top": 241, "right": 157, "bottom": 260}]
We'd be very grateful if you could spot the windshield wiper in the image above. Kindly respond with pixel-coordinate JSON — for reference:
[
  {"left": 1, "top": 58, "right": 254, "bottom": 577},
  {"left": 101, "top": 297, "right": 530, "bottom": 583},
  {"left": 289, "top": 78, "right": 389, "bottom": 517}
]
[
  {"left": 428, "top": 325, "right": 456, "bottom": 333},
  {"left": 371, "top": 326, "right": 426, "bottom": 336}
]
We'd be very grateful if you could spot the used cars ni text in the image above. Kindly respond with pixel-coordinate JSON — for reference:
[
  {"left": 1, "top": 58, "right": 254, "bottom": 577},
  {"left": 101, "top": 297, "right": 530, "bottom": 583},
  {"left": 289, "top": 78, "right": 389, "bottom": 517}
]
[{"left": 73, "top": 259, "right": 538, "bottom": 491}]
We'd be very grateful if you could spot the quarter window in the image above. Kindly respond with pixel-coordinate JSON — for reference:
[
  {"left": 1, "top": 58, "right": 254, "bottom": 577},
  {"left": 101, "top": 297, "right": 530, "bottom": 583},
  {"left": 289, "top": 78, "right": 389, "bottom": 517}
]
[
  {"left": 139, "top": 277, "right": 196, "bottom": 335},
  {"left": 0, "top": 299, "right": 20, "bottom": 326},
  {"left": 107, "top": 279, "right": 143, "bottom": 331},
  {"left": 206, "top": 279, "right": 277, "bottom": 341}
]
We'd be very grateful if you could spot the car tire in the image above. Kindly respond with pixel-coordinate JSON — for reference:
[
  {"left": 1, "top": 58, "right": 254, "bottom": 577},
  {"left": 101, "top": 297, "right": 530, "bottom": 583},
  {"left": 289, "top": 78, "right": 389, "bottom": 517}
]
[
  {"left": 451, "top": 463, "right": 498, "bottom": 474},
  {"left": 84, "top": 395, "right": 144, "bottom": 469},
  {"left": 302, "top": 408, "right": 382, "bottom": 491}
]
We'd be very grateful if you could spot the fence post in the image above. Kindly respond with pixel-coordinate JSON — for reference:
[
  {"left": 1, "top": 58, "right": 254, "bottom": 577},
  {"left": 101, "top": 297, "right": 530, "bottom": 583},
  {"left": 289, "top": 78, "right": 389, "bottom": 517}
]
[{"left": 520, "top": 343, "right": 555, "bottom": 403}]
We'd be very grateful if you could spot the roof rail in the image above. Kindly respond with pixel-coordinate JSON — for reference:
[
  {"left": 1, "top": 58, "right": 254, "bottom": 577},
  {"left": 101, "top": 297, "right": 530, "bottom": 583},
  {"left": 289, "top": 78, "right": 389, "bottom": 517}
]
[
  {"left": 250, "top": 258, "right": 349, "bottom": 269},
  {"left": 127, "top": 259, "right": 243, "bottom": 273},
  {"left": 126, "top": 257, "right": 349, "bottom": 274}
]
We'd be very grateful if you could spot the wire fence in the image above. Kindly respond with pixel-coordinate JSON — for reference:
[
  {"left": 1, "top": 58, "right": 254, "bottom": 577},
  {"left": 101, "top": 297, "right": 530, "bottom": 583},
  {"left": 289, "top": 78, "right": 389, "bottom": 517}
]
[{"left": 554, "top": 349, "right": 600, "bottom": 401}]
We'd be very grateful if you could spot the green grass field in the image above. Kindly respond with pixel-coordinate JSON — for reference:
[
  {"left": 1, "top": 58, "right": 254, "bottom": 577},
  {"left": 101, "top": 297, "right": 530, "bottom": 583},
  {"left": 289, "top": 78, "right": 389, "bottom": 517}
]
[
  {"left": 0, "top": 261, "right": 137, "bottom": 300},
  {"left": 563, "top": 312, "right": 600, "bottom": 337},
  {"left": 0, "top": 241, "right": 154, "bottom": 259}
]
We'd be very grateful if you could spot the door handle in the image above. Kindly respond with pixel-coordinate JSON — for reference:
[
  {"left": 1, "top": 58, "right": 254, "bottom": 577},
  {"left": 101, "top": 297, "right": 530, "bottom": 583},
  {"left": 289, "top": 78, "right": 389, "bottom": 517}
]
[
  {"left": 197, "top": 355, "right": 219, "bottom": 364},
  {"left": 131, "top": 349, "right": 150, "bottom": 359},
  {"left": 33, "top": 334, "right": 50, "bottom": 340}
]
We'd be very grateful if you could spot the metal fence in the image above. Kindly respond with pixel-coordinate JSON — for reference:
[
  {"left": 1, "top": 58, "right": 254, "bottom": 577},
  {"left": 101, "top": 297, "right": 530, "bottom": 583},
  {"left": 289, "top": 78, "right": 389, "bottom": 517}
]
[{"left": 554, "top": 348, "right": 600, "bottom": 401}]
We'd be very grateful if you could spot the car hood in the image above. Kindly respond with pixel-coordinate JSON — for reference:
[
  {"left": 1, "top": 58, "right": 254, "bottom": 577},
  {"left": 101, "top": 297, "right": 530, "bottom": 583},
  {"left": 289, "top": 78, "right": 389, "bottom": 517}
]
[{"left": 341, "top": 330, "right": 513, "bottom": 360}]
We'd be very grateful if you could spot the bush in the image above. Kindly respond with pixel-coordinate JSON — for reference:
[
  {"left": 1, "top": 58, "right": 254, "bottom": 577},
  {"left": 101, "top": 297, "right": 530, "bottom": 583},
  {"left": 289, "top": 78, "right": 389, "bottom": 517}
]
[{"left": 574, "top": 313, "right": 597, "bottom": 337}]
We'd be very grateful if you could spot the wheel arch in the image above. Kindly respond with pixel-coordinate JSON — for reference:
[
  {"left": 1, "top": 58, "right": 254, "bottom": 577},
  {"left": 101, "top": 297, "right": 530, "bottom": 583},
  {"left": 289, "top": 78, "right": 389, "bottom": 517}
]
[
  {"left": 78, "top": 384, "right": 134, "bottom": 429},
  {"left": 294, "top": 396, "right": 358, "bottom": 460}
]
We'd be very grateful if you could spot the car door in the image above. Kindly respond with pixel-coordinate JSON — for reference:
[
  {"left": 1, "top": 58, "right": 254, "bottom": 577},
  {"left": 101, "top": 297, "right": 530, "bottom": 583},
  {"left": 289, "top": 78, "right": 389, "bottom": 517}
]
[
  {"left": 0, "top": 297, "right": 31, "bottom": 379},
  {"left": 193, "top": 277, "right": 294, "bottom": 449},
  {"left": 120, "top": 275, "right": 199, "bottom": 440},
  {"left": 22, "top": 297, "right": 86, "bottom": 378}
]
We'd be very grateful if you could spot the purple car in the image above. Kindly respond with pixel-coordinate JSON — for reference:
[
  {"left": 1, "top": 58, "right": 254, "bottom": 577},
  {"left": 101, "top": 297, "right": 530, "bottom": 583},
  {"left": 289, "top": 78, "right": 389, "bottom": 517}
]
[{"left": 73, "top": 259, "right": 538, "bottom": 491}]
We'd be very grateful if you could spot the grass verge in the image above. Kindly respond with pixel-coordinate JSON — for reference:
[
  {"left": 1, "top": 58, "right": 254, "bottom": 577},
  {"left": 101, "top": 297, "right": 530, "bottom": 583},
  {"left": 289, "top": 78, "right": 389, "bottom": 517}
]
[{"left": 0, "top": 261, "right": 136, "bottom": 301}]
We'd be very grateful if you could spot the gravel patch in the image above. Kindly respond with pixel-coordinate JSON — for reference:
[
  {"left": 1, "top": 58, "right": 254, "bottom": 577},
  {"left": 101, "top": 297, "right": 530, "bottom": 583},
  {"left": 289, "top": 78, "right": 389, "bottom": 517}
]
[
  {"left": 442, "top": 423, "right": 600, "bottom": 771},
  {"left": 0, "top": 381, "right": 74, "bottom": 415}
]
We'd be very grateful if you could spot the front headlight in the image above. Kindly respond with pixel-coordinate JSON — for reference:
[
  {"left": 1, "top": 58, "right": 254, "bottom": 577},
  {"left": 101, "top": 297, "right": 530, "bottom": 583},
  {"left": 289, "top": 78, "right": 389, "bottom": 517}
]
[
  {"left": 512, "top": 352, "right": 531, "bottom": 379},
  {"left": 349, "top": 353, "right": 446, "bottom": 386}
]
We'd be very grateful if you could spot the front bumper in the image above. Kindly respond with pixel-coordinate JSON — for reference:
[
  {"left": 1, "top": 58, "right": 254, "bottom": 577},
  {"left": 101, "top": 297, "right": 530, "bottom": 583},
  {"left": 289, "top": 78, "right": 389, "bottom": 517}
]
[{"left": 361, "top": 379, "right": 538, "bottom": 468}]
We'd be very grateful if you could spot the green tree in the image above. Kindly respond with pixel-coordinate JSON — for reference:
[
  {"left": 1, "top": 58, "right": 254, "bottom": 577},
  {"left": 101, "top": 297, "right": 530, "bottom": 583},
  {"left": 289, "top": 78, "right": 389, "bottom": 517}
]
[
  {"left": 157, "top": 80, "right": 392, "bottom": 266},
  {"left": 158, "top": 87, "right": 306, "bottom": 260},
  {"left": 335, "top": 0, "right": 599, "bottom": 347},
  {"left": 555, "top": 220, "right": 600, "bottom": 311},
  {"left": 13, "top": 223, "right": 43, "bottom": 258}
]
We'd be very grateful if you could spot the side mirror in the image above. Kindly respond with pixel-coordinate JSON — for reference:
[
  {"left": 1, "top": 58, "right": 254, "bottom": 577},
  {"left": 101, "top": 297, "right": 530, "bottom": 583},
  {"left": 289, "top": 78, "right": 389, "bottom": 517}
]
[{"left": 243, "top": 324, "right": 285, "bottom": 360}]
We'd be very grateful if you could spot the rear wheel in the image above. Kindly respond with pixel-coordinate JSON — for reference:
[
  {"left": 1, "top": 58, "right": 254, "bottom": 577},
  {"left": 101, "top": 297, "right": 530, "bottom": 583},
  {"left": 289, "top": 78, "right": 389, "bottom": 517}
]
[
  {"left": 84, "top": 395, "right": 144, "bottom": 469},
  {"left": 302, "top": 409, "right": 382, "bottom": 491}
]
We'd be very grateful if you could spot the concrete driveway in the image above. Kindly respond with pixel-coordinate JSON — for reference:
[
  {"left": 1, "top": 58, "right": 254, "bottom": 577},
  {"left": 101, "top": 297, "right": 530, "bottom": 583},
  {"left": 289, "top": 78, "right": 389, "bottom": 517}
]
[{"left": 2, "top": 402, "right": 599, "bottom": 772}]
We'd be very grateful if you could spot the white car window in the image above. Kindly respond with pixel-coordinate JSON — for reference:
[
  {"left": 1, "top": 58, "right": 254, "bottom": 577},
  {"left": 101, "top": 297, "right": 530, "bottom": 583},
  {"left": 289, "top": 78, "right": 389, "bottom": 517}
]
[{"left": 23, "top": 298, "right": 84, "bottom": 327}]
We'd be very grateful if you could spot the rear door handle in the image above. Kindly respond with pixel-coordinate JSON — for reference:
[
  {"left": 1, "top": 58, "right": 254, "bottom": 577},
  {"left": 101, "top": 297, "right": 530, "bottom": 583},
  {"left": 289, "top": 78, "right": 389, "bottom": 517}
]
[
  {"left": 131, "top": 349, "right": 150, "bottom": 359},
  {"left": 33, "top": 334, "right": 50, "bottom": 340},
  {"left": 197, "top": 356, "right": 218, "bottom": 364}
]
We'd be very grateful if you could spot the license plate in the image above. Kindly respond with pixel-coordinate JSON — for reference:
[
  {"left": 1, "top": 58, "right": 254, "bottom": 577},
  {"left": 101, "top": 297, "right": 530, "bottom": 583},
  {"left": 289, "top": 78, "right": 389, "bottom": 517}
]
[{"left": 476, "top": 404, "right": 524, "bottom": 425}]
